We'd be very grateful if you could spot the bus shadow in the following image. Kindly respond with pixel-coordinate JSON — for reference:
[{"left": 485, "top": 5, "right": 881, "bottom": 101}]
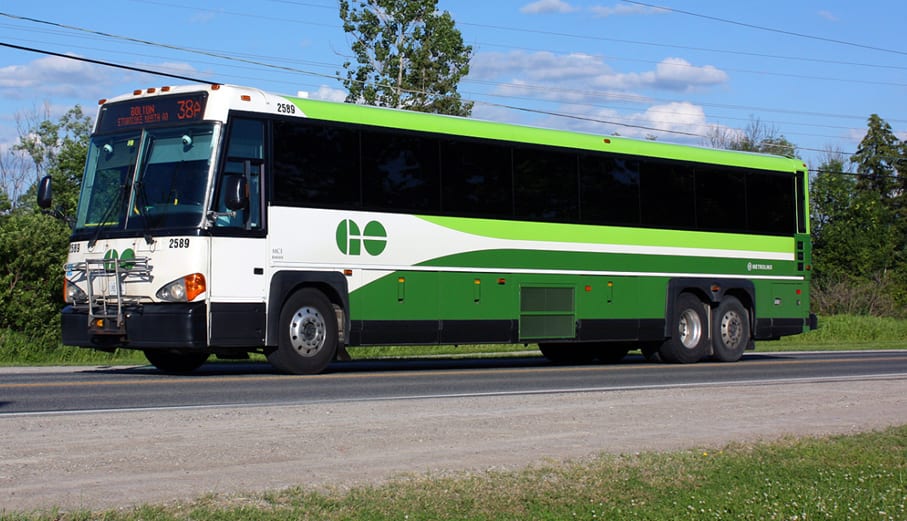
[{"left": 81, "top": 351, "right": 791, "bottom": 377}]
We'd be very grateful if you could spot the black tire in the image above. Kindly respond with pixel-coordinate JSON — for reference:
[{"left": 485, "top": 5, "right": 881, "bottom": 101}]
[
  {"left": 711, "top": 296, "right": 750, "bottom": 362},
  {"left": 594, "top": 343, "right": 631, "bottom": 364},
  {"left": 144, "top": 350, "right": 209, "bottom": 373},
  {"left": 268, "top": 288, "right": 338, "bottom": 375},
  {"left": 659, "top": 293, "right": 710, "bottom": 364},
  {"left": 538, "top": 343, "right": 597, "bottom": 364}
]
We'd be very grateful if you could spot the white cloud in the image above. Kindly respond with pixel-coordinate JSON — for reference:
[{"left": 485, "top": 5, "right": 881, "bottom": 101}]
[
  {"left": 311, "top": 85, "right": 348, "bottom": 103},
  {"left": 550, "top": 101, "right": 711, "bottom": 142},
  {"left": 636, "top": 101, "right": 711, "bottom": 137},
  {"left": 0, "top": 55, "right": 105, "bottom": 99},
  {"left": 520, "top": 0, "right": 577, "bottom": 14},
  {"left": 588, "top": 4, "right": 667, "bottom": 17},
  {"left": 471, "top": 52, "right": 728, "bottom": 98},
  {"left": 652, "top": 57, "right": 729, "bottom": 90},
  {"left": 817, "top": 10, "right": 838, "bottom": 22},
  {"left": 467, "top": 50, "right": 731, "bottom": 144},
  {"left": 472, "top": 51, "right": 610, "bottom": 83},
  {"left": 592, "top": 57, "right": 728, "bottom": 92}
]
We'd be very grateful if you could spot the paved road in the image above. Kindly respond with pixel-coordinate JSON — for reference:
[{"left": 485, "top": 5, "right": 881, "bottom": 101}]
[
  {"left": 3, "top": 350, "right": 906, "bottom": 415},
  {"left": 2, "top": 350, "right": 907, "bottom": 512}
]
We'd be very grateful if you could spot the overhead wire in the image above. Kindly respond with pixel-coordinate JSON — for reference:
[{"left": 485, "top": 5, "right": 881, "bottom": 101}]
[
  {"left": 1, "top": 4, "right": 903, "bottom": 158},
  {"left": 620, "top": 0, "right": 907, "bottom": 57}
]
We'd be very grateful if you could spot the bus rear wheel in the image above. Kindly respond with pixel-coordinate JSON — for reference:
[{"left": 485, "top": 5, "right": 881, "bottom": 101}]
[
  {"left": 268, "top": 288, "right": 338, "bottom": 375},
  {"left": 711, "top": 296, "right": 750, "bottom": 362},
  {"left": 144, "top": 350, "right": 209, "bottom": 373},
  {"left": 659, "top": 293, "right": 709, "bottom": 364}
]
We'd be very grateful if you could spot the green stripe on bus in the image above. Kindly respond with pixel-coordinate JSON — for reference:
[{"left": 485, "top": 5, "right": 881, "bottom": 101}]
[{"left": 414, "top": 215, "right": 793, "bottom": 253}]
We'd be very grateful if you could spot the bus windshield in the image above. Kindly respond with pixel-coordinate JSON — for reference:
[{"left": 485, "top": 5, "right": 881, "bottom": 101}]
[{"left": 74, "top": 124, "right": 217, "bottom": 234}]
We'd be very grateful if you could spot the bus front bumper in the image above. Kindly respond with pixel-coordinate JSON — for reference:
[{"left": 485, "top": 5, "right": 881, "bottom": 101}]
[{"left": 61, "top": 303, "right": 208, "bottom": 350}]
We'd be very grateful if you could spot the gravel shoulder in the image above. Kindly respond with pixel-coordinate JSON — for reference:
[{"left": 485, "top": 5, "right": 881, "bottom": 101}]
[{"left": 2, "top": 375, "right": 907, "bottom": 512}]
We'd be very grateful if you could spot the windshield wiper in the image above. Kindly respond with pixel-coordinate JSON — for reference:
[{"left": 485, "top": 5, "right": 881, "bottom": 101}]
[
  {"left": 130, "top": 137, "right": 156, "bottom": 246},
  {"left": 132, "top": 180, "right": 155, "bottom": 245},
  {"left": 87, "top": 182, "right": 129, "bottom": 249}
]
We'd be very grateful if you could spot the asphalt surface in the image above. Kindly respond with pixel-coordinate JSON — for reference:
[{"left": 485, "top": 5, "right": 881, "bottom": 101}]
[
  {"left": 2, "top": 350, "right": 906, "bottom": 415},
  {"left": 3, "top": 350, "right": 907, "bottom": 512}
]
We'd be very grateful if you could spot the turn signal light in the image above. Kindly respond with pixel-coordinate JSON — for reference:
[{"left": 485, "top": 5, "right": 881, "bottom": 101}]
[{"left": 156, "top": 273, "right": 206, "bottom": 302}]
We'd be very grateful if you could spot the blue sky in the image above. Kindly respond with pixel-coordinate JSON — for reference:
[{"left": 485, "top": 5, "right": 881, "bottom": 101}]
[{"left": 1, "top": 0, "right": 905, "bottom": 181}]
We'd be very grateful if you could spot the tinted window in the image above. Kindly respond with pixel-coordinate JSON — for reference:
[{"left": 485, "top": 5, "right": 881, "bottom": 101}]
[
  {"left": 362, "top": 130, "right": 439, "bottom": 212},
  {"left": 696, "top": 166, "right": 746, "bottom": 233},
  {"left": 747, "top": 172, "right": 795, "bottom": 235},
  {"left": 513, "top": 147, "right": 578, "bottom": 221},
  {"left": 441, "top": 139, "right": 512, "bottom": 218},
  {"left": 272, "top": 120, "right": 360, "bottom": 207},
  {"left": 640, "top": 161, "right": 695, "bottom": 228},
  {"left": 580, "top": 154, "right": 640, "bottom": 226}
]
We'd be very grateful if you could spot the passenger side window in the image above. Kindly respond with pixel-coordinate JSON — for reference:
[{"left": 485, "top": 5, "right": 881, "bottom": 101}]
[{"left": 215, "top": 118, "right": 265, "bottom": 230}]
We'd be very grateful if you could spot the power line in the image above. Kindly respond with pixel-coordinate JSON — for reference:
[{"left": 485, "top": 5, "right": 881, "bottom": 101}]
[
  {"left": 1, "top": 39, "right": 711, "bottom": 140},
  {"left": 6, "top": 6, "right": 903, "bottom": 127},
  {"left": 7, "top": 39, "right": 905, "bottom": 165},
  {"left": 621, "top": 0, "right": 907, "bottom": 57},
  {"left": 0, "top": 7, "right": 902, "bottom": 156},
  {"left": 0, "top": 41, "right": 213, "bottom": 83}
]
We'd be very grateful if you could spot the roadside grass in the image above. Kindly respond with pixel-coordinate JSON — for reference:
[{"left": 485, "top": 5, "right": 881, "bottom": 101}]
[
  {"left": 6, "top": 425, "right": 906, "bottom": 520},
  {"left": 2, "top": 314, "right": 906, "bottom": 367}
]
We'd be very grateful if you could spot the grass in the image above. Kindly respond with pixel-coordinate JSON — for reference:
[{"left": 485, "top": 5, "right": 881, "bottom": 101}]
[
  {"left": 2, "top": 314, "right": 906, "bottom": 367},
  {"left": 4, "top": 425, "right": 906, "bottom": 520}
]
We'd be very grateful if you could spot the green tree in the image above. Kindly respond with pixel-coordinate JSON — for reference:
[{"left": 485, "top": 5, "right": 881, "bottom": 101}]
[
  {"left": 46, "top": 105, "right": 93, "bottom": 219},
  {"left": 0, "top": 188, "right": 10, "bottom": 217},
  {"left": 706, "top": 117, "right": 797, "bottom": 157},
  {"left": 809, "top": 149, "right": 902, "bottom": 315},
  {"left": 851, "top": 114, "right": 904, "bottom": 200},
  {"left": 0, "top": 105, "right": 91, "bottom": 346},
  {"left": 13, "top": 105, "right": 92, "bottom": 218},
  {"left": 811, "top": 151, "right": 897, "bottom": 280},
  {"left": 339, "top": 0, "right": 474, "bottom": 116},
  {"left": 0, "top": 211, "right": 69, "bottom": 335}
]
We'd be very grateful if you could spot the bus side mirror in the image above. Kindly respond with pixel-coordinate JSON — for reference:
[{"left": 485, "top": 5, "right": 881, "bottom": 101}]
[
  {"left": 37, "top": 176, "right": 53, "bottom": 209},
  {"left": 224, "top": 174, "right": 248, "bottom": 211}
]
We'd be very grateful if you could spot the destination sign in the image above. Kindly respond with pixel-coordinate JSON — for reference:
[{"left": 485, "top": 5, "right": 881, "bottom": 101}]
[{"left": 97, "top": 93, "right": 208, "bottom": 133}]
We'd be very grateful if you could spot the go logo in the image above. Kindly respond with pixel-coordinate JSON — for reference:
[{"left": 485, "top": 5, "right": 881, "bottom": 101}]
[
  {"left": 336, "top": 219, "right": 387, "bottom": 256},
  {"left": 103, "top": 248, "right": 136, "bottom": 271}
]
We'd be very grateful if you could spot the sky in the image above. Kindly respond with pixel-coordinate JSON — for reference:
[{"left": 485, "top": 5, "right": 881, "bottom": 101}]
[{"left": 1, "top": 0, "right": 905, "bottom": 186}]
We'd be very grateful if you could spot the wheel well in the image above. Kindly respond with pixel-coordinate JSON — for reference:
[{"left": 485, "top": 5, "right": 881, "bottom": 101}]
[
  {"left": 665, "top": 278, "right": 756, "bottom": 339},
  {"left": 267, "top": 271, "right": 350, "bottom": 347}
]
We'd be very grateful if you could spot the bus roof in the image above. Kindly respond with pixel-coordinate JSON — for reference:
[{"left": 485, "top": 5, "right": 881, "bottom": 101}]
[{"left": 102, "top": 84, "right": 807, "bottom": 174}]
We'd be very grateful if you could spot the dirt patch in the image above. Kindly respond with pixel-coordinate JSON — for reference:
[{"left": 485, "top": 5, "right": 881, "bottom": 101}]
[{"left": 2, "top": 377, "right": 906, "bottom": 512}]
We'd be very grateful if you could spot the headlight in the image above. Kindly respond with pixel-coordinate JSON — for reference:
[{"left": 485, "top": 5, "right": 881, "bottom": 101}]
[
  {"left": 156, "top": 273, "right": 206, "bottom": 302},
  {"left": 63, "top": 278, "right": 88, "bottom": 304}
]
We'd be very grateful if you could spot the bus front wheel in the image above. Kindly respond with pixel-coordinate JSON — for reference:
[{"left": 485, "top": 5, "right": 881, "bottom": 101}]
[
  {"left": 659, "top": 293, "right": 709, "bottom": 364},
  {"left": 269, "top": 288, "right": 338, "bottom": 375}
]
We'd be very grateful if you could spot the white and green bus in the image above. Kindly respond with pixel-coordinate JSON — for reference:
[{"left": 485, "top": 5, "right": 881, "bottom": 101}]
[{"left": 38, "top": 84, "right": 815, "bottom": 374}]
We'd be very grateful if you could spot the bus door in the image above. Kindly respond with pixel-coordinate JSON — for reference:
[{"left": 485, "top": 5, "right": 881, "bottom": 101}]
[{"left": 208, "top": 118, "right": 268, "bottom": 347}]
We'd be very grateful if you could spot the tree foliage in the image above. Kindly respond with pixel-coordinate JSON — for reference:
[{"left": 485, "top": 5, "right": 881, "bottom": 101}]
[
  {"left": 706, "top": 117, "right": 797, "bottom": 157},
  {"left": 810, "top": 115, "right": 907, "bottom": 317},
  {"left": 851, "top": 114, "right": 905, "bottom": 199},
  {"left": 0, "top": 211, "right": 70, "bottom": 334},
  {"left": 0, "top": 105, "right": 90, "bottom": 343},
  {"left": 339, "top": 0, "right": 473, "bottom": 116}
]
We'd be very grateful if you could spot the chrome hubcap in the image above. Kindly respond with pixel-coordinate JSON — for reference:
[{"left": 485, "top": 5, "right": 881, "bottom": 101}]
[
  {"left": 678, "top": 308, "right": 702, "bottom": 349},
  {"left": 288, "top": 306, "right": 326, "bottom": 357},
  {"left": 720, "top": 310, "right": 743, "bottom": 347}
]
